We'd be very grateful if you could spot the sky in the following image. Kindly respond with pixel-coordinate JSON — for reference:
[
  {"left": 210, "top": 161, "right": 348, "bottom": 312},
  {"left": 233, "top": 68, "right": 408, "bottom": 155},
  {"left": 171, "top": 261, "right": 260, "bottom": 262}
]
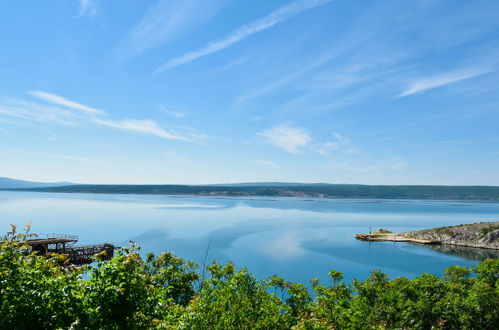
[{"left": 0, "top": 0, "right": 499, "bottom": 185}]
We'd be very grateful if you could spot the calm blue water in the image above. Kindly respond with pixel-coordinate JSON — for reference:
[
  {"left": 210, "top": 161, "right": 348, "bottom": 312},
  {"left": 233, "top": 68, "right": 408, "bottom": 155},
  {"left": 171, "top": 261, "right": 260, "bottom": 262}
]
[{"left": 1, "top": 191, "right": 498, "bottom": 284}]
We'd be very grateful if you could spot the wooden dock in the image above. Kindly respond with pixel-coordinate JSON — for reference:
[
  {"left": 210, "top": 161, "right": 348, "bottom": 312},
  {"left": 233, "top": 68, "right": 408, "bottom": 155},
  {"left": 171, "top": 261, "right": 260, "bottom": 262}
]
[
  {"left": 355, "top": 233, "right": 440, "bottom": 245},
  {"left": 22, "top": 234, "right": 114, "bottom": 265}
]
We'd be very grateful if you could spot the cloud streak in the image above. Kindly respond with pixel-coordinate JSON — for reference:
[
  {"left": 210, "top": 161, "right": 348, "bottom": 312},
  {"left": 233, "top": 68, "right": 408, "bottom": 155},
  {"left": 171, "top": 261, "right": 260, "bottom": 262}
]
[
  {"left": 28, "top": 91, "right": 104, "bottom": 116},
  {"left": 0, "top": 92, "right": 191, "bottom": 141},
  {"left": 93, "top": 118, "right": 187, "bottom": 141},
  {"left": 160, "top": 105, "right": 185, "bottom": 118},
  {"left": 154, "top": 0, "right": 332, "bottom": 73},
  {"left": 0, "top": 99, "right": 79, "bottom": 126},
  {"left": 398, "top": 67, "right": 493, "bottom": 97}
]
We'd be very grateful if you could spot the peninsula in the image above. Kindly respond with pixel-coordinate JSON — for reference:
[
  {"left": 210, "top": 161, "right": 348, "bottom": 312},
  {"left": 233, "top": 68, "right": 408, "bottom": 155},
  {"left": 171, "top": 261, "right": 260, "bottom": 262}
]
[{"left": 356, "top": 222, "right": 499, "bottom": 250}]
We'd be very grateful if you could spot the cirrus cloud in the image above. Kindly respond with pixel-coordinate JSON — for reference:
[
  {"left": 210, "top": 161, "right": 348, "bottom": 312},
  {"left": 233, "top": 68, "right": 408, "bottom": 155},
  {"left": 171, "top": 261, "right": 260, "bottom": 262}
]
[
  {"left": 154, "top": 0, "right": 333, "bottom": 73},
  {"left": 0, "top": 91, "right": 202, "bottom": 141},
  {"left": 397, "top": 67, "right": 493, "bottom": 97}
]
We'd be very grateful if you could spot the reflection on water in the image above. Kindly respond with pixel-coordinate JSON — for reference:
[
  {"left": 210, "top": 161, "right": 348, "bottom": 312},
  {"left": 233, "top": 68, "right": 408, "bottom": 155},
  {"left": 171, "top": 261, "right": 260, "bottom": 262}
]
[
  {"left": 263, "top": 233, "right": 305, "bottom": 261},
  {"left": 417, "top": 243, "right": 499, "bottom": 261},
  {"left": 1, "top": 191, "right": 498, "bottom": 284}
]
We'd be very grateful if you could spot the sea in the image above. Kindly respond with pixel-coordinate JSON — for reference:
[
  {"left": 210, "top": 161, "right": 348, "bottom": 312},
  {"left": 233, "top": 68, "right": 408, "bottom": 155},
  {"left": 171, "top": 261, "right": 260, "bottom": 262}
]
[{"left": 1, "top": 191, "right": 498, "bottom": 284}]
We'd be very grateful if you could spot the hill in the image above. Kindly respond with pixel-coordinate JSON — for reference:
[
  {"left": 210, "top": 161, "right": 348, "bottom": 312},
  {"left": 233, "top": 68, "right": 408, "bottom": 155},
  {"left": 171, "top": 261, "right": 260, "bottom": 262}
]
[
  {"left": 0, "top": 177, "right": 73, "bottom": 189},
  {"left": 4, "top": 183, "right": 499, "bottom": 201}
]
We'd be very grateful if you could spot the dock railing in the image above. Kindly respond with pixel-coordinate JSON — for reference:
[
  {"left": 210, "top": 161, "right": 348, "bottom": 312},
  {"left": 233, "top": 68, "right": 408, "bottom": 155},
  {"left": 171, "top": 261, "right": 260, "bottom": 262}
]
[{"left": 39, "top": 233, "right": 78, "bottom": 241}]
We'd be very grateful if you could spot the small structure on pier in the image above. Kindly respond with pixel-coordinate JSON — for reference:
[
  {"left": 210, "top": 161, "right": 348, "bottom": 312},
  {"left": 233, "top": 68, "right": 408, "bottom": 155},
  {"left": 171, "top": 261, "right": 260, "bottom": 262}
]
[{"left": 23, "top": 234, "right": 114, "bottom": 265}]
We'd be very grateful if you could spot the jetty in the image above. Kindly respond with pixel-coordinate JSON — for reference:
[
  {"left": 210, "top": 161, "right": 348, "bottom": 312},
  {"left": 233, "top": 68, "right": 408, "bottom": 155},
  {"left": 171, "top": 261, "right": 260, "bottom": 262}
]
[
  {"left": 22, "top": 233, "right": 114, "bottom": 265},
  {"left": 355, "top": 233, "right": 440, "bottom": 245}
]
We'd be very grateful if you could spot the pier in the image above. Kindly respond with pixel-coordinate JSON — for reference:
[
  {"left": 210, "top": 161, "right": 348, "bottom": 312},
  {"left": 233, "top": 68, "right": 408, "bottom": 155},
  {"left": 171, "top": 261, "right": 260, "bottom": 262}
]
[
  {"left": 23, "top": 233, "right": 114, "bottom": 265},
  {"left": 355, "top": 233, "right": 440, "bottom": 245}
]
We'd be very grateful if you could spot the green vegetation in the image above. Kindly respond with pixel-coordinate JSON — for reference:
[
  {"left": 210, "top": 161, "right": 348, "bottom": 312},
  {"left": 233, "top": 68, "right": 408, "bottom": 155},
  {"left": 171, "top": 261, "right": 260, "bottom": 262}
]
[
  {"left": 435, "top": 227, "right": 455, "bottom": 236},
  {"left": 373, "top": 228, "right": 392, "bottom": 234},
  {"left": 4, "top": 183, "right": 499, "bottom": 200},
  {"left": 481, "top": 225, "right": 499, "bottom": 237},
  {"left": 1, "top": 227, "right": 498, "bottom": 329}
]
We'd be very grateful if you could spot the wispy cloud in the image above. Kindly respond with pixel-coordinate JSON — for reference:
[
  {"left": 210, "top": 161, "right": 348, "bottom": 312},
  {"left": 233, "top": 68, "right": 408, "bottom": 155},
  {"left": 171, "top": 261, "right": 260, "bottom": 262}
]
[
  {"left": 231, "top": 34, "right": 382, "bottom": 108},
  {"left": 125, "top": 0, "right": 225, "bottom": 57},
  {"left": 317, "top": 132, "right": 358, "bottom": 156},
  {"left": 78, "top": 0, "right": 97, "bottom": 17},
  {"left": 398, "top": 67, "right": 493, "bottom": 97},
  {"left": 28, "top": 91, "right": 104, "bottom": 116},
  {"left": 257, "top": 124, "right": 312, "bottom": 154},
  {"left": 332, "top": 132, "right": 348, "bottom": 145},
  {"left": 317, "top": 141, "right": 339, "bottom": 155},
  {"left": 0, "top": 92, "right": 194, "bottom": 141},
  {"left": 253, "top": 159, "right": 278, "bottom": 167},
  {"left": 234, "top": 54, "right": 335, "bottom": 106},
  {"left": 160, "top": 105, "right": 185, "bottom": 118},
  {"left": 209, "top": 55, "right": 251, "bottom": 74},
  {"left": 154, "top": 0, "right": 332, "bottom": 73},
  {"left": 93, "top": 118, "right": 187, "bottom": 141},
  {"left": 0, "top": 98, "right": 80, "bottom": 126},
  {"left": 230, "top": 0, "right": 499, "bottom": 113}
]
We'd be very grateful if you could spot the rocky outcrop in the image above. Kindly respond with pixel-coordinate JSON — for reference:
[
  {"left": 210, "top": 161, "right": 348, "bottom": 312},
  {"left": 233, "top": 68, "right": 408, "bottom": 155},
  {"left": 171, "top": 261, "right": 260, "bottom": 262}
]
[{"left": 404, "top": 221, "right": 499, "bottom": 250}]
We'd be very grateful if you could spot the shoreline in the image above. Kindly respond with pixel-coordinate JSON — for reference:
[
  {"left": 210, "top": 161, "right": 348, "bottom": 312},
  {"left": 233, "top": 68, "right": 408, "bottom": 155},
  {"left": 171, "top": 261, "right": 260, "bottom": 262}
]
[{"left": 2, "top": 188, "right": 499, "bottom": 203}]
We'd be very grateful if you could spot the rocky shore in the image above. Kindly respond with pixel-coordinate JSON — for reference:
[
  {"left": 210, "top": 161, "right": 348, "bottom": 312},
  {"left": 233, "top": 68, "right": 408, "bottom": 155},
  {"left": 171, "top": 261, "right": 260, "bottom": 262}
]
[{"left": 404, "top": 221, "right": 499, "bottom": 250}]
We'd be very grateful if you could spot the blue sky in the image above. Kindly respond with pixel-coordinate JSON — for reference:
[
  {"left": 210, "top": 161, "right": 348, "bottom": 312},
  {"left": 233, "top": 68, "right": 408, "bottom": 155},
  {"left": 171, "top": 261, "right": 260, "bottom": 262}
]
[{"left": 1, "top": 0, "right": 498, "bottom": 185}]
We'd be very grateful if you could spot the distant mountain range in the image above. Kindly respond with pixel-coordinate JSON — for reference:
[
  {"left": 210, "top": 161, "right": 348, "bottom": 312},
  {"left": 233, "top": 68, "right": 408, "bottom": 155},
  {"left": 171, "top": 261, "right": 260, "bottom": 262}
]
[
  {"left": 0, "top": 177, "right": 73, "bottom": 189},
  {"left": 2, "top": 178, "right": 499, "bottom": 201}
]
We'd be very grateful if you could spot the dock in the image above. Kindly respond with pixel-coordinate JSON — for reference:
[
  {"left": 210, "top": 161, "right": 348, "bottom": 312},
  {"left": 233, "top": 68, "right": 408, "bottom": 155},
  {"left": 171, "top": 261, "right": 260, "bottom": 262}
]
[
  {"left": 22, "top": 233, "right": 114, "bottom": 265},
  {"left": 355, "top": 233, "right": 440, "bottom": 245}
]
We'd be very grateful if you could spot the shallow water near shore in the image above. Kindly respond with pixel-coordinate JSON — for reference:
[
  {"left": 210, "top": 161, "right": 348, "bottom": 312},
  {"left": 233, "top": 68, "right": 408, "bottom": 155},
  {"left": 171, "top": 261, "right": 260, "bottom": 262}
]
[{"left": 1, "top": 191, "right": 499, "bottom": 284}]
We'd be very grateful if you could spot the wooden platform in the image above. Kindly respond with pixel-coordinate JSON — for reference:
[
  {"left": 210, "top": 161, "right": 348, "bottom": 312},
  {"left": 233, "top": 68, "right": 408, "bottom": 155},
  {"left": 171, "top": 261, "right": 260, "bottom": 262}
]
[{"left": 22, "top": 233, "right": 114, "bottom": 265}]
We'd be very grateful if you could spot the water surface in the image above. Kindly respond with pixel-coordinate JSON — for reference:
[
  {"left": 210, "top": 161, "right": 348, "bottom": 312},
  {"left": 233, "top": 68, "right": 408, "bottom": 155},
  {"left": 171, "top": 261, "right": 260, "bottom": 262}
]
[{"left": 1, "top": 191, "right": 498, "bottom": 284}]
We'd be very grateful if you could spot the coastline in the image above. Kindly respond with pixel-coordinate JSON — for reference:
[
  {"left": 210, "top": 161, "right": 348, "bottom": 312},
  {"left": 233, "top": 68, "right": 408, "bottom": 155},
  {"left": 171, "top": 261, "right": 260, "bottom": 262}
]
[{"left": 2, "top": 183, "right": 499, "bottom": 201}]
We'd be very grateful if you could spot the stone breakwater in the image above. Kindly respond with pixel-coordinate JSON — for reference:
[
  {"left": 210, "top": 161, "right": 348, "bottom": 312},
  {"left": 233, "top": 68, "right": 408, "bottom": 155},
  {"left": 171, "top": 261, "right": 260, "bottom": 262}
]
[
  {"left": 403, "top": 221, "right": 499, "bottom": 250},
  {"left": 355, "top": 233, "right": 438, "bottom": 245}
]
